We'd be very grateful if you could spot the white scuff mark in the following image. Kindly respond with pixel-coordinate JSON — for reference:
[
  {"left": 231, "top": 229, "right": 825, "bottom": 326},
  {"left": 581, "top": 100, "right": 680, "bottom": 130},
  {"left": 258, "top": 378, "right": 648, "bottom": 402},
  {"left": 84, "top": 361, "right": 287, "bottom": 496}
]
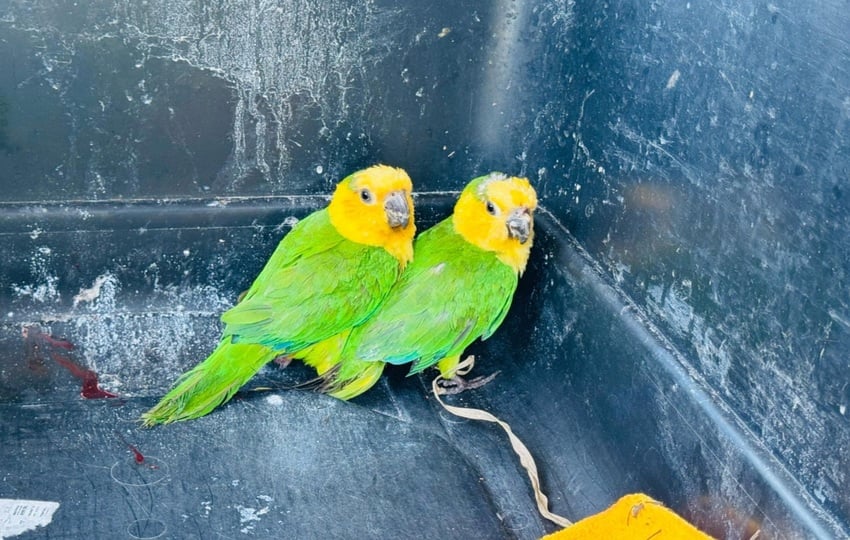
[
  {"left": 718, "top": 69, "right": 736, "bottom": 94},
  {"left": 273, "top": 216, "right": 300, "bottom": 234},
  {"left": 437, "top": 27, "right": 451, "bottom": 38},
  {"left": 13, "top": 244, "right": 60, "bottom": 304},
  {"left": 840, "top": 404, "right": 846, "bottom": 416},
  {"left": 236, "top": 504, "right": 270, "bottom": 534},
  {"left": 72, "top": 273, "right": 115, "bottom": 308},
  {"left": 0, "top": 499, "right": 60, "bottom": 538},
  {"left": 665, "top": 69, "right": 681, "bottom": 89},
  {"left": 570, "top": 90, "right": 605, "bottom": 175},
  {"left": 610, "top": 261, "right": 631, "bottom": 285},
  {"left": 315, "top": 165, "right": 323, "bottom": 174},
  {"left": 611, "top": 121, "right": 699, "bottom": 185},
  {"left": 28, "top": 228, "right": 43, "bottom": 240},
  {"left": 65, "top": 282, "right": 232, "bottom": 395},
  {"left": 109, "top": 1, "right": 404, "bottom": 186},
  {"left": 647, "top": 284, "right": 733, "bottom": 384},
  {"left": 182, "top": 249, "right": 191, "bottom": 257},
  {"left": 813, "top": 478, "right": 827, "bottom": 504},
  {"left": 828, "top": 309, "right": 850, "bottom": 330},
  {"left": 11, "top": 278, "right": 60, "bottom": 304}
]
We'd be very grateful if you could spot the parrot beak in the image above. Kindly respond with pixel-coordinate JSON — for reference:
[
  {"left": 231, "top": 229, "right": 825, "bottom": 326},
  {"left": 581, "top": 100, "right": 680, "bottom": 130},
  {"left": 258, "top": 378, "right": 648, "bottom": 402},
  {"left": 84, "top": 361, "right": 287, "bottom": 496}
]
[
  {"left": 384, "top": 190, "right": 411, "bottom": 229},
  {"left": 506, "top": 208, "right": 532, "bottom": 244}
]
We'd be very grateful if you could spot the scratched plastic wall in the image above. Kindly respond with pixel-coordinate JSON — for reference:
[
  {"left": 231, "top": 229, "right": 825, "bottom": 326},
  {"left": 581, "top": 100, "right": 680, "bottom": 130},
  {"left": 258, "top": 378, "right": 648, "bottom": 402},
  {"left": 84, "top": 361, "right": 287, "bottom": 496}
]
[{"left": 1, "top": 0, "right": 849, "bottom": 532}]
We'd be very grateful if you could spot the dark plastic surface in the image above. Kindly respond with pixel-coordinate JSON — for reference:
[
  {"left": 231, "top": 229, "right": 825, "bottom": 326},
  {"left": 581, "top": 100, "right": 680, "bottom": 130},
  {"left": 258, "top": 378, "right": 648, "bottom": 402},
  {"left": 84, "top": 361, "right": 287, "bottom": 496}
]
[
  {"left": 2, "top": 1, "right": 849, "bottom": 538},
  {"left": 1, "top": 391, "right": 509, "bottom": 539},
  {"left": 0, "top": 198, "right": 843, "bottom": 538}
]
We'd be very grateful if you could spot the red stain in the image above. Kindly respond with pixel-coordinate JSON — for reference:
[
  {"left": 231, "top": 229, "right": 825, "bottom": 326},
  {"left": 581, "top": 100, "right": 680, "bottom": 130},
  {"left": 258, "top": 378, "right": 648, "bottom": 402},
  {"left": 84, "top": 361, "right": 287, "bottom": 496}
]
[
  {"left": 114, "top": 430, "right": 145, "bottom": 464},
  {"left": 114, "top": 431, "right": 158, "bottom": 469},
  {"left": 42, "top": 334, "right": 75, "bottom": 350},
  {"left": 50, "top": 352, "right": 118, "bottom": 399},
  {"left": 23, "top": 325, "right": 118, "bottom": 399}
]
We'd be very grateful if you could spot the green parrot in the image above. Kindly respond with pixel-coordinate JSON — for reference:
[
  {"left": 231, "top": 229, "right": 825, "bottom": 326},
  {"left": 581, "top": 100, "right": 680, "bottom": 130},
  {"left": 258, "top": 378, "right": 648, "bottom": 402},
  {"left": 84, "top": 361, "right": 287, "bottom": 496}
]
[
  {"left": 140, "top": 165, "right": 416, "bottom": 425},
  {"left": 308, "top": 172, "right": 538, "bottom": 399}
]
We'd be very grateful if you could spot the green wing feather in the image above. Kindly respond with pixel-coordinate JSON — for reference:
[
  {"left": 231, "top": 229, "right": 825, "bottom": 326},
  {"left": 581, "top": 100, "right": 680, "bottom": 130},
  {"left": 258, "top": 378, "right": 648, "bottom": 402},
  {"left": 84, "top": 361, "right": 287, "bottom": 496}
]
[
  {"left": 222, "top": 209, "right": 399, "bottom": 351},
  {"left": 347, "top": 217, "right": 517, "bottom": 375},
  {"left": 141, "top": 209, "right": 400, "bottom": 425}
]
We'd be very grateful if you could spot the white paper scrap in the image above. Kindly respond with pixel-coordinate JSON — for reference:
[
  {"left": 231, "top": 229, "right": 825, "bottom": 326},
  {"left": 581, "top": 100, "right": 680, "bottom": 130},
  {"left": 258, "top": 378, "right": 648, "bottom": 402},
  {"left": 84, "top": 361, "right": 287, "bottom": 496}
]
[{"left": 0, "top": 499, "right": 60, "bottom": 539}]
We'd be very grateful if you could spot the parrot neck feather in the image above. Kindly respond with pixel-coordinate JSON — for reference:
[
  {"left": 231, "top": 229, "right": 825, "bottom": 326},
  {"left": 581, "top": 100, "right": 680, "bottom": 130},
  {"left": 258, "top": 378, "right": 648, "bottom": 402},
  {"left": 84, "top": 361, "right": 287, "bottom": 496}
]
[
  {"left": 327, "top": 200, "right": 414, "bottom": 269},
  {"left": 451, "top": 203, "right": 532, "bottom": 275}
]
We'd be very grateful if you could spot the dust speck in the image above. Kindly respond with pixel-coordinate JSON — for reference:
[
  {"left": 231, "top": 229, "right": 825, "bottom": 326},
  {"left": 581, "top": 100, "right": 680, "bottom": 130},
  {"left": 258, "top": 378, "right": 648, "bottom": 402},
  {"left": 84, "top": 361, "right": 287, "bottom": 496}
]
[
  {"left": 665, "top": 69, "right": 681, "bottom": 90},
  {"left": 266, "top": 394, "right": 284, "bottom": 406}
]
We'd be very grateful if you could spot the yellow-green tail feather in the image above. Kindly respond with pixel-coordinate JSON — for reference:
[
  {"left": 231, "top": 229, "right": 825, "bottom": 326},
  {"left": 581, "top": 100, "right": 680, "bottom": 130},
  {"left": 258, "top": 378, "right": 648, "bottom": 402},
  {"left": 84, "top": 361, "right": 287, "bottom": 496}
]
[
  {"left": 323, "top": 357, "right": 386, "bottom": 401},
  {"left": 297, "top": 330, "right": 350, "bottom": 376},
  {"left": 296, "top": 330, "right": 384, "bottom": 400},
  {"left": 141, "top": 337, "right": 278, "bottom": 426}
]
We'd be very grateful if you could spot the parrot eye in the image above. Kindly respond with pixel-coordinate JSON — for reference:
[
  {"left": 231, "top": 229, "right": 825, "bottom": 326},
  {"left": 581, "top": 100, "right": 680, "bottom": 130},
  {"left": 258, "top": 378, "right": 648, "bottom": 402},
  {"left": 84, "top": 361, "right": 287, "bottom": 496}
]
[
  {"left": 485, "top": 201, "right": 498, "bottom": 216},
  {"left": 360, "top": 189, "right": 374, "bottom": 204}
]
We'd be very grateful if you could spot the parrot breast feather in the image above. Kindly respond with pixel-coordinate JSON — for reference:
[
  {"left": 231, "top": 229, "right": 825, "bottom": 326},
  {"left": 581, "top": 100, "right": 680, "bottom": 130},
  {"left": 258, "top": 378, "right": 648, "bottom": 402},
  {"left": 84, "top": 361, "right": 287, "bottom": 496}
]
[{"left": 349, "top": 218, "right": 518, "bottom": 374}]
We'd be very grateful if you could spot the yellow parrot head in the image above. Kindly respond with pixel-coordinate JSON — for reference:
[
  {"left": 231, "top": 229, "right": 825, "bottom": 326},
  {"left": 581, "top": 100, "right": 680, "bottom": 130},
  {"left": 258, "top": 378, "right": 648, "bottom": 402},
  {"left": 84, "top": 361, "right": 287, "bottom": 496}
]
[
  {"left": 452, "top": 173, "right": 538, "bottom": 274},
  {"left": 328, "top": 164, "right": 416, "bottom": 267}
]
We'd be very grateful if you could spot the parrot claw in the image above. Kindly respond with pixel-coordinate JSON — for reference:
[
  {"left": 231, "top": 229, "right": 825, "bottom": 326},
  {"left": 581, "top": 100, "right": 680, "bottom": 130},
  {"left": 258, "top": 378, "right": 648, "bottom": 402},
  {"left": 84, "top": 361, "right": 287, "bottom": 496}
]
[
  {"left": 274, "top": 355, "right": 293, "bottom": 368},
  {"left": 437, "top": 371, "right": 500, "bottom": 395}
]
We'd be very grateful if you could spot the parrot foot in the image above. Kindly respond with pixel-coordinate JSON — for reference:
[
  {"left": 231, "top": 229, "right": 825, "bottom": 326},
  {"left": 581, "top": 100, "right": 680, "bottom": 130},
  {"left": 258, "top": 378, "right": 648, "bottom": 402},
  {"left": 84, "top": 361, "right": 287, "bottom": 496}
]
[
  {"left": 437, "top": 371, "right": 500, "bottom": 395},
  {"left": 274, "top": 355, "right": 293, "bottom": 368}
]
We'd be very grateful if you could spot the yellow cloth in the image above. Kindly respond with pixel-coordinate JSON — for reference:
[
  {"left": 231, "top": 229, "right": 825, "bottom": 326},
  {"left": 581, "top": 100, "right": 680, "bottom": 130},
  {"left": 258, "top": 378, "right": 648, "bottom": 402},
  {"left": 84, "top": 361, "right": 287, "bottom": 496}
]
[{"left": 542, "top": 493, "right": 713, "bottom": 539}]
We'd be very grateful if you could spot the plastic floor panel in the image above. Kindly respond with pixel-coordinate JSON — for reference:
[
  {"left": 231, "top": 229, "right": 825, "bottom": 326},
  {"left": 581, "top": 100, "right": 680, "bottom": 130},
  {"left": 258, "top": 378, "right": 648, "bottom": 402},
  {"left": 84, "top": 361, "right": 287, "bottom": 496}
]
[{"left": 0, "top": 197, "right": 844, "bottom": 539}]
